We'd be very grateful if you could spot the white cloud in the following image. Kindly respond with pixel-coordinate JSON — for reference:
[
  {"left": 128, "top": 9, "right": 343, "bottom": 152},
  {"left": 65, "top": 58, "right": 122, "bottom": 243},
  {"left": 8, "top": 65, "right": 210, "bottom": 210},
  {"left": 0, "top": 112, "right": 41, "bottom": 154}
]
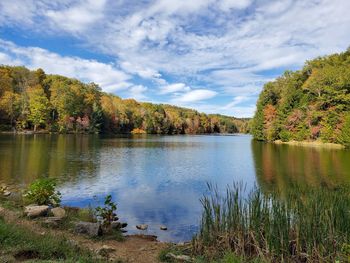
[
  {"left": 1, "top": 0, "right": 350, "bottom": 117},
  {"left": 46, "top": 0, "right": 106, "bottom": 34},
  {"left": 160, "top": 83, "right": 191, "bottom": 94},
  {"left": 174, "top": 89, "right": 217, "bottom": 103},
  {"left": 0, "top": 39, "right": 131, "bottom": 93},
  {"left": 128, "top": 85, "right": 148, "bottom": 100},
  {"left": 218, "top": 0, "right": 253, "bottom": 11}
]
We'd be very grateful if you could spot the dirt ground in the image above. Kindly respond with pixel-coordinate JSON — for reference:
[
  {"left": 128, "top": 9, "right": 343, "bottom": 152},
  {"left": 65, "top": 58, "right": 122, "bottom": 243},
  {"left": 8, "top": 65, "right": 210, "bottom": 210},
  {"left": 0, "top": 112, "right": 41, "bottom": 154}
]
[{"left": 0, "top": 206, "right": 168, "bottom": 263}]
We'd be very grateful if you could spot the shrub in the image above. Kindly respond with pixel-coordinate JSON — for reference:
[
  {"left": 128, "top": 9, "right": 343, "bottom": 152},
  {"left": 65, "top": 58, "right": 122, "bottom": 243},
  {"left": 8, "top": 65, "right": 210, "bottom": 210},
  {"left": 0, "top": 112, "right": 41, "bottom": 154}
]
[
  {"left": 95, "top": 195, "right": 118, "bottom": 226},
  {"left": 24, "top": 178, "right": 61, "bottom": 206},
  {"left": 338, "top": 114, "right": 350, "bottom": 147},
  {"left": 279, "top": 130, "right": 291, "bottom": 142}
]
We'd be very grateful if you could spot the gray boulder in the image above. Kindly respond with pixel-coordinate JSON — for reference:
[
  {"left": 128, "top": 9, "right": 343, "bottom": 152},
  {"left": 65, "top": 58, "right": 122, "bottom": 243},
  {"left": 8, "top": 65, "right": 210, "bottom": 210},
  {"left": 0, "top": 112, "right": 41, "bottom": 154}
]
[
  {"left": 51, "top": 207, "right": 66, "bottom": 218},
  {"left": 24, "top": 205, "right": 49, "bottom": 218},
  {"left": 111, "top": 221, "right": 128, "bottom": 229},
  {"left": 74, "top": 221, "right": 102, "bottom": 237}
]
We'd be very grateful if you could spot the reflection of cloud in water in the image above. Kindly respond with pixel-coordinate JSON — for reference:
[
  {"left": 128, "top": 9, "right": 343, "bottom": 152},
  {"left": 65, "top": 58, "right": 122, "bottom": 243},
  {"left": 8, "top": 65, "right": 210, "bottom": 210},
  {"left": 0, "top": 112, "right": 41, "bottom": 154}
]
[
  {"left": 56, "top": 135, "right": 257, "bottom": 242},
  {"left": 60, "top": 176, "right": 204, "bottom": 241}
]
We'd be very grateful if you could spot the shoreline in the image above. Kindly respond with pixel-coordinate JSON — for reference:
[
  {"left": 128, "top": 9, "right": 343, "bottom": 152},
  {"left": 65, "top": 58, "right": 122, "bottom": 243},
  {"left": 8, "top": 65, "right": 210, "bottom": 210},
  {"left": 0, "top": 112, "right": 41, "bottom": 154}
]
[
  {"left": 274, "top": 139, "right": 345, "bottom": 149},
  {"left": 0, "top": 130, "right": 248, "bottom": 136}
]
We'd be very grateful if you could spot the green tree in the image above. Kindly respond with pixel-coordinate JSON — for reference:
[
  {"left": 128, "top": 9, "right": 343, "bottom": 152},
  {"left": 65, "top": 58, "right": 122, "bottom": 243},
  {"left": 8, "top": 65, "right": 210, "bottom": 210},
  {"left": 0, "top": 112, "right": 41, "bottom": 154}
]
[
  {"left": 27, "top": 86, "right": 50, "bottom": 131},
  {"left": 339, "top": 114, "right": 350, "bottom": 147}
]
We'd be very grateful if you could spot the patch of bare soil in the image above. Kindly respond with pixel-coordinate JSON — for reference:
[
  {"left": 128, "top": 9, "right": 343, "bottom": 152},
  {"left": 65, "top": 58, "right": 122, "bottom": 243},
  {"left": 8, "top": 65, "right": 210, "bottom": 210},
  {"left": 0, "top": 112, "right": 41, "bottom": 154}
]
[{"left": 0, "top": 207, "right": 168, "bottom": 263}]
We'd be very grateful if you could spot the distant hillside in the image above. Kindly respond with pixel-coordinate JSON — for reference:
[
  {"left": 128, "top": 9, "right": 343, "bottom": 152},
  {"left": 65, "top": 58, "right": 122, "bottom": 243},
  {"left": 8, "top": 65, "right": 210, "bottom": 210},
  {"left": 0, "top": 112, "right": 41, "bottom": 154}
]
[
  {"left": 251, "top": 49, "right": 350, "bottom": 147},
  {"left": 0, "top": 65, "right": 249, "bottom": 134}
]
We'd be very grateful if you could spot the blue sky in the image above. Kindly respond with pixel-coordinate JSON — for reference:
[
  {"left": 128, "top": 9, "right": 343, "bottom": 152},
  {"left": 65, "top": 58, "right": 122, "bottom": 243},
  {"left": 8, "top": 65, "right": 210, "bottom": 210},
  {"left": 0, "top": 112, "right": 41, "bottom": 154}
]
[{"left": 0, "top": 0, "right": 350, "bottom": 117}]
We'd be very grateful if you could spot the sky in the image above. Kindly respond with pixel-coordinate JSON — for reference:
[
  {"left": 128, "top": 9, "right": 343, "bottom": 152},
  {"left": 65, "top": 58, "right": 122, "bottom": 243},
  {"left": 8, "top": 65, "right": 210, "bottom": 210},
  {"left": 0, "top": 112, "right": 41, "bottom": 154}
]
[{"left": 0, "top": 0, "right": 350, "bottom": 117}]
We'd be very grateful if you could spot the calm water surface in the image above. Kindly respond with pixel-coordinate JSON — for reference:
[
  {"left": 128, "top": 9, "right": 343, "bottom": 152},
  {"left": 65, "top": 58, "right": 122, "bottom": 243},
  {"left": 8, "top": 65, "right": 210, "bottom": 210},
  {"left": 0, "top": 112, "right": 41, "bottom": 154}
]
[{"left": 0, "top": 134, "right": 349, "bottom": 242}]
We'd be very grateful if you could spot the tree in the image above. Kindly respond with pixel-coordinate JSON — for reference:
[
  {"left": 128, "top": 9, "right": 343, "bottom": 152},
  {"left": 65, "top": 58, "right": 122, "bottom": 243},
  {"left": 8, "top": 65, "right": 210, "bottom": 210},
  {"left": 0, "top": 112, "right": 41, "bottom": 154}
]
[
  {"left": 338, "top": 114, "right": 350, "bottom": 147},
  {"left": 27, "top": 85, "right": 50, "bottom": 131},
  {"left": 0, "top": 91, "right": 21, "bottom": 128}
]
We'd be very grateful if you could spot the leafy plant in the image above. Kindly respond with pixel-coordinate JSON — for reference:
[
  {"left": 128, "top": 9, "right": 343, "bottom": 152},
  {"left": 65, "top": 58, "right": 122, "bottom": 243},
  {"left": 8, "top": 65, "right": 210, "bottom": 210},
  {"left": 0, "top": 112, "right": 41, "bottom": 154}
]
[
  {"left": 95, "top": 195, "right": 118, "bottom": 226},
  {"left": 24, "top": 178, "right": 61, "bottom": 206}
]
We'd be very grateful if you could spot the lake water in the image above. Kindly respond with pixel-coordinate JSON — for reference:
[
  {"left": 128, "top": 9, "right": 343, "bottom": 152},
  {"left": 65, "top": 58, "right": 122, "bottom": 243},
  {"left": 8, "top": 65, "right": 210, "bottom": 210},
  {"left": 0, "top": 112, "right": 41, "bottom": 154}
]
[{"left": 1, "top": 134, "right": 349, "bottom": 242}]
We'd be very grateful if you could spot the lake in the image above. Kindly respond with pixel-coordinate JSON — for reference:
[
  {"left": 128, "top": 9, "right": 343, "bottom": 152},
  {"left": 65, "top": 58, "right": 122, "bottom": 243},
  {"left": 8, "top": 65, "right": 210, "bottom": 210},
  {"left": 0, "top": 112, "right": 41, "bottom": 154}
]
[{"left": 0, "top": 134, "right": 349, "bottom": 242}]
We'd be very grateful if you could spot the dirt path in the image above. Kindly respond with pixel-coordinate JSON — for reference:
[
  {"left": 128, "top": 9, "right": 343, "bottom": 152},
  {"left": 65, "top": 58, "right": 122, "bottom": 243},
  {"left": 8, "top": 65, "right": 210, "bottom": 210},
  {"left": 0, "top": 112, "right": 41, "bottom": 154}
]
[{"left": 0, "top": 207, "right": 168, "bottom": 263}]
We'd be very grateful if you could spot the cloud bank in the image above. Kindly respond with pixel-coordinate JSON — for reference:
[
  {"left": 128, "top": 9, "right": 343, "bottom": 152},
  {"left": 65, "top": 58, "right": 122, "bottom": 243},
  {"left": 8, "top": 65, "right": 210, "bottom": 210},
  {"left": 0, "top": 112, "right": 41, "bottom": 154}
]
[{"left": 1, "top": 0, "right": 350, "bottom": 117}]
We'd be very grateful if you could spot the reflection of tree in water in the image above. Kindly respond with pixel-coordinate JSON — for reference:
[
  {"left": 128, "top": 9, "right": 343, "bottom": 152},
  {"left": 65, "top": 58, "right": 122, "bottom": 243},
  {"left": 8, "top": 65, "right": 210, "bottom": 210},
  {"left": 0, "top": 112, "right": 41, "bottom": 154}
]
[
  {"left": 0, "top": 134, "right": 101, "bottom": 187},
  {"left": 252, "top": 140, "right": 350, "bottom": 194}
]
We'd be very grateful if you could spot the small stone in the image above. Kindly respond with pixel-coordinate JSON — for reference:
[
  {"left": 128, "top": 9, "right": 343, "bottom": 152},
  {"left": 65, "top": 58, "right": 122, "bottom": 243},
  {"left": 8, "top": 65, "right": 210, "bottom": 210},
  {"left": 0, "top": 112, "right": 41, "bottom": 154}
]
[
  {"left": 24, "top": 205, "right": 49, "bottom": 218},
  {"left": 51, "top": 207, "right": 66, "bottom": 218},
  {"left": 74, "top": 221, "right": 102, "bottom": 237},
  {"left": 42, "top": 217, "right": 62, "bottom": 228},
  {"left": 136, "top": 224, "right": 148, "bottom": 230},
  {"left": 3, "top": 190, "right": 11, "bottom": 197},
  {"left": 166, "top": 253, "right": 192, "bottom": 262},
  {"left": 121, "top": 222, "right": 127, "bottom": 228},
  {"left": 160, "top": 225, "right": 167, "bottom": 230}
]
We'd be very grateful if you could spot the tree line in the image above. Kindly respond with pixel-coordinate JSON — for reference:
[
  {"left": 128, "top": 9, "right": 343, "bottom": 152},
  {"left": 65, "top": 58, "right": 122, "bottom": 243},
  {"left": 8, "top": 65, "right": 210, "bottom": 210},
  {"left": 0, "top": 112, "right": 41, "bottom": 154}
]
[
  {"left": 0, "top": 65, "right": 249, "bottom": 134},
  {"left": 251, "top": 49, "right": 350, "bottom": 147}
]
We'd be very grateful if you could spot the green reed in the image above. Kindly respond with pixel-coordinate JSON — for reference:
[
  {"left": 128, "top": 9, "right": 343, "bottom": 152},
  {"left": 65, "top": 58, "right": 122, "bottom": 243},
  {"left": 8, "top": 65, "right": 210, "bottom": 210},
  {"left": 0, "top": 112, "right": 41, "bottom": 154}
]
[{"left": 193, "top": 183, "right": 350, "bottom": 262}]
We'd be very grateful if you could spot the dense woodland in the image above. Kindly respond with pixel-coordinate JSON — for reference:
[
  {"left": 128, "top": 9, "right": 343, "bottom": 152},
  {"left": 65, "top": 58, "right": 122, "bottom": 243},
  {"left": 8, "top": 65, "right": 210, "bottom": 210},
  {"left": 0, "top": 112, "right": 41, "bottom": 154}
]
[
  {"left": 0, "top": 66, "right": 249, "bottom": 135},
  {"left": 252, "top": 49, "right": 350, "bottom": 147}
]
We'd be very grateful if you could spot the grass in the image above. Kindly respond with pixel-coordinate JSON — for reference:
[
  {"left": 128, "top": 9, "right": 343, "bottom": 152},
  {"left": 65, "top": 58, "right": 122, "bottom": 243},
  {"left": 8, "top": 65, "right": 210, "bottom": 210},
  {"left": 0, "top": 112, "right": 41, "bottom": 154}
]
[
  {"left": 0, "top": 216, "right": 103, "bottom": 262},
  {"left": 192, "top": 183, "right": 350, "bottom": 262}
]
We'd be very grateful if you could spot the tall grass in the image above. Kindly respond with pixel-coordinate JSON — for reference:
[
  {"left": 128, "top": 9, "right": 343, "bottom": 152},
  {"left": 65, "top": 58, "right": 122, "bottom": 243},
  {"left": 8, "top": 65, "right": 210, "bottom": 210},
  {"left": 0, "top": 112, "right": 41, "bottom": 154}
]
[{"left": 193, "top": 183, "right": 350, "bottom": 262}]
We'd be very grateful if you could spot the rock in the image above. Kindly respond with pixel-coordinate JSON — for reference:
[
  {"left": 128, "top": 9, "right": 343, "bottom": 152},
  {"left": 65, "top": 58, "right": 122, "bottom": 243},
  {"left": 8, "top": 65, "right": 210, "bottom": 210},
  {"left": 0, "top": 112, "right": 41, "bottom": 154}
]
[
  {"left": 74, "top": 221, "right": 102, "bottom": 237},
  {"left": 2, "top": 190, "right": 11, "bottom": 197},
  {"left": 160, "top": 225, "right": 167, "bottom": 230},
  {"left": 136, "top": 224, "right": 148, "bottom": 230},
  {"left": 96, "top": 245, "right": 116, "bottom": 257},
  {"left": 24, "top": 205, "right": 49, "bottom": 218},
  {"left": 51, "top": 207, "right": 66, "bottom": 218},
  {"left": 42, "top": 217, "right": 62, "bottom": 228},
  {"left": 166, "top": 253, "right": 192, "bottom": 262},
  {"left": 121, "top": 222, "right": 127, "bottom": 228}
]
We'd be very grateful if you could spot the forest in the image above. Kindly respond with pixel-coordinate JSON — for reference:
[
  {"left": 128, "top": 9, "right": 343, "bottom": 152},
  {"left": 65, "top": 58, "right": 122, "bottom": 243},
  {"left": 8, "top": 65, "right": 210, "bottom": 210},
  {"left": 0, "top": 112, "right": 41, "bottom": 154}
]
[
  {"left": 251, "top": 49, "right": 350, "bottom": 147},
  {"left": 0, "top": 65, "right": 249, "bottom": 135}
]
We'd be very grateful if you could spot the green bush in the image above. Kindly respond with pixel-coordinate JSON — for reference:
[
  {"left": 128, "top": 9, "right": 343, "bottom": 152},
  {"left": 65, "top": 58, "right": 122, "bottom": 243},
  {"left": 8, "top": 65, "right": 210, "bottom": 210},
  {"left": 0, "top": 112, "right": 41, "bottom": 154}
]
[
  {"left": 24, "top": 178, "right": 61, "bottom": 206},
  {"left": 279, "top": 130, "right": 291, "bottom": 142},
  {"left": 338, "top": 114, "right": 350, "bottom": 147},
  {"left": 95, "top": 194, "right": 118, "bottom": 226}
]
